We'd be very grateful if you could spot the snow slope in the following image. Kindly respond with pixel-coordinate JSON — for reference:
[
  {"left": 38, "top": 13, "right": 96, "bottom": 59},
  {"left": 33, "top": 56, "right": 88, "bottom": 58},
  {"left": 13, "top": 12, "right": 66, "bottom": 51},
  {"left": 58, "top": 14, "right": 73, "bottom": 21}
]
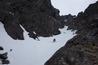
[
  {"left": 0, "top": 22, "right": 76, "bottom": 65},
  {"left": 0, "top": 0, "right": 97, "bottom": 65}
]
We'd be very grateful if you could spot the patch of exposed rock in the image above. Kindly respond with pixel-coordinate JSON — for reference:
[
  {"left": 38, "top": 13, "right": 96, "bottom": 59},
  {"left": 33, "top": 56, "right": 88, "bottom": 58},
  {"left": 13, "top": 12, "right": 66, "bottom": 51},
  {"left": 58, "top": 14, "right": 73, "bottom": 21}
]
[
  {"left": 45, "top": 1, "right": 98, "bottom": 65},
  {"left": 0, "top": 46, "right": 10, "bottom": 64}
]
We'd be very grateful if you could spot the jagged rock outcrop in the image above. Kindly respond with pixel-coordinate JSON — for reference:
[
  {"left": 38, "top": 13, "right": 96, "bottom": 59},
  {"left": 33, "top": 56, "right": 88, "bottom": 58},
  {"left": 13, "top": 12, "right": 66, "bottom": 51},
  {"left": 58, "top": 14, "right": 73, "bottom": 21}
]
[
  {"left": 45, "top": 1, "right": 98, "bottom": 65},
  {"left": 0, "top": 0, "right": 62, "bottom": 40},
  {"left": 0, "top": 46, "right": 10, "bottom": 64}
]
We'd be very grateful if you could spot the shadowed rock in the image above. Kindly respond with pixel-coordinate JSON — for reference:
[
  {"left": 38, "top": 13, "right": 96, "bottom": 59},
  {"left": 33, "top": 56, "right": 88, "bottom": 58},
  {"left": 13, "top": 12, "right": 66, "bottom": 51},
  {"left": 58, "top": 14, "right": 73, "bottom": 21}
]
[
  {"left": 0, "top": 47, "right": 10, "bottom": 65},
  {"left": 0, "top": 0, "right": 63, "bottom": 40},
  {"left": 45, "top": 1, "right": 98, "bottom": 65},
  {"left": 0, "top": 46, "right": 4, "bottom": 50}
]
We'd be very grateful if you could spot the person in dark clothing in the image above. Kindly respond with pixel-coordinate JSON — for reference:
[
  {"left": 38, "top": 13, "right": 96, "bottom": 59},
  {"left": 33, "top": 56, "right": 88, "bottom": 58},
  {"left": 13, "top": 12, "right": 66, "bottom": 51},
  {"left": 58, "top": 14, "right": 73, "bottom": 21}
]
[{"left": 53, "top": 38, "right": 56, "bottom": 42}]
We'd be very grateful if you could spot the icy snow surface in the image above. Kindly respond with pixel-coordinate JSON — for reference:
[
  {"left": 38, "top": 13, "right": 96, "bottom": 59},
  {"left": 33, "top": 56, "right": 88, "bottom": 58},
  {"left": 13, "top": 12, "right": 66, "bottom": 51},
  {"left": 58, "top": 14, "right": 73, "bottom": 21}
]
[{"left": 0, "top": 22, "right": 76, "bottom": 65}]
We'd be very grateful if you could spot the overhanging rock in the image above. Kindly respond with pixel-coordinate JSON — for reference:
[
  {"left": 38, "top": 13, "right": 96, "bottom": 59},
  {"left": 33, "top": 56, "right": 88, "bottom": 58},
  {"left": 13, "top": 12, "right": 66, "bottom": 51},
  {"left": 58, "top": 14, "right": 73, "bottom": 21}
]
[{"left": 0, "top": 0, "right": 62, "bottom": 40}]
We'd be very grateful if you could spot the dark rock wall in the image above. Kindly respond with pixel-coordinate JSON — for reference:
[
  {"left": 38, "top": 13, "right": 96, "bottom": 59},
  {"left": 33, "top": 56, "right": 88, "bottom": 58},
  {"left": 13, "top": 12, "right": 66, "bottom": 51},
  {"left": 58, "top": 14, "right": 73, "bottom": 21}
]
[
  {"left": 0, "top": 0, "right": 61, "bottom": 40},
  {"left": 0, "top": 0, "right": 98, "bottom": 65},
  {"left": 0, "top": 46, "right": 10, "bottom": 64},
  {"left": 45, "top": 1, "right": 98, "bottom": 65}
]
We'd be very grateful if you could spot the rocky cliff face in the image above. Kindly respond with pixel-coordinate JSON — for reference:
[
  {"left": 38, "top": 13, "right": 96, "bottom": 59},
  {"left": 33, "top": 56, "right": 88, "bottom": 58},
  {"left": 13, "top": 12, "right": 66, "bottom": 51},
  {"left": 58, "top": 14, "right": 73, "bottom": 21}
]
[
  {"left": 45, "top": 1, "right": 98, "bottom": 65},
  {"left": 0, "top": 0, "right": 98, "bottom": 65},
  {"left": 0, "top": 0, "right": 62, "bottom": 40},
  {"left": 0, "top": 46, "right": 10, "bottom": 64}
]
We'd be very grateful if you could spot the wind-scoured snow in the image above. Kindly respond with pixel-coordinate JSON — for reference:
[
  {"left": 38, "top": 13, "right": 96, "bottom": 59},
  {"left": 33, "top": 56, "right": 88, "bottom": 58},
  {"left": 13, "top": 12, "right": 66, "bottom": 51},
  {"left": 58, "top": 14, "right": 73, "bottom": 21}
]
[{"left": 0, "top": 22, "right": 76, "bottom": 65}]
